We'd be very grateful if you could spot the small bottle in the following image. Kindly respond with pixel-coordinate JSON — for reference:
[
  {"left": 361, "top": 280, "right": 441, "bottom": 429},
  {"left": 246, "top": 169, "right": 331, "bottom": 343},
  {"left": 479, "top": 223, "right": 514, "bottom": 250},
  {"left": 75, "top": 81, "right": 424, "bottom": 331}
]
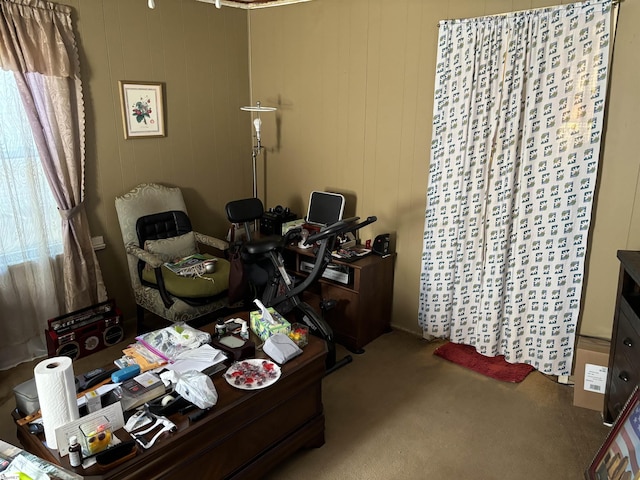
[
  {"left": 68, "top": 435, "right": 82, "bottom": 468},
  {"left": 240, "top": 322, "right": 249, "bottom": 341},
  {"left": 215, "top": 320, "right": 226, "bottom": 338}
]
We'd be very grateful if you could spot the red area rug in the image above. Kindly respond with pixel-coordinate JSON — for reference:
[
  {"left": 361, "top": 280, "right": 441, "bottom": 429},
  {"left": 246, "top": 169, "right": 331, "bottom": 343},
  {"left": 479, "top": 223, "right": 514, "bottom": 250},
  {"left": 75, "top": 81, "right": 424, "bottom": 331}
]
[{"left": 434, "top": 342, "right": 535, "bottom": 383}]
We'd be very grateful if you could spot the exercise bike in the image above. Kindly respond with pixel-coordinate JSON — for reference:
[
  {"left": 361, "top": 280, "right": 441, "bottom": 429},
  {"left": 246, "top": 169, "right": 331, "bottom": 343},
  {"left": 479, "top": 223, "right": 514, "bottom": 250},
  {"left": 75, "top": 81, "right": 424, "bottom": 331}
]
[{"left": 225, "top": 198, "right": 376, "bottom": 374}]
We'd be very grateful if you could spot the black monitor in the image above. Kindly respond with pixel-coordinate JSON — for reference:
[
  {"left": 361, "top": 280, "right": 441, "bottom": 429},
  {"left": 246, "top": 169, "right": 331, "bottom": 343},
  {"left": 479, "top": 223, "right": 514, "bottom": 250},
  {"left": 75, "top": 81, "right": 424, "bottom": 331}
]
[{"left": 305, "top": 191, "right": 345, "bottom": 226}]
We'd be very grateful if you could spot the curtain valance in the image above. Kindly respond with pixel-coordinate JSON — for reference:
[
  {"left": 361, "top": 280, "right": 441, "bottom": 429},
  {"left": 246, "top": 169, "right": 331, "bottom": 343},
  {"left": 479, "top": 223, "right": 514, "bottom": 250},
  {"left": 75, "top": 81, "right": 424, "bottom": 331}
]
[{"left": 0, "top": 0, "right": 79, "bottom": 77}]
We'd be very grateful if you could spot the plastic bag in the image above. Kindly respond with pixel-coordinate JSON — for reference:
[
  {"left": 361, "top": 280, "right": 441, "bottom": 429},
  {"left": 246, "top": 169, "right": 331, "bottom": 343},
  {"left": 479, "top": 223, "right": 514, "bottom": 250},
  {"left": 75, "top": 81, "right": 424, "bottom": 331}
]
[
  {"left": 160, "top": 369, "right": 218, "bottom": 409},
  {"left": 136, "top": 322, "right": 211, "bottom": 363}
]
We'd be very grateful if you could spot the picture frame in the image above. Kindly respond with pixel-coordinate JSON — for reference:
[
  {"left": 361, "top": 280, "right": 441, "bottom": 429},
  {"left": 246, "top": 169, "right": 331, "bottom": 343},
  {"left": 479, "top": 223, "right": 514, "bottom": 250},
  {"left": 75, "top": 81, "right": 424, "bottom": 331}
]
[
  {"left": 118, "top": 81, "right": 165, "bottom": 139},
  {"left": 586, "top": 386, "right": 640, "bottom": 480}
]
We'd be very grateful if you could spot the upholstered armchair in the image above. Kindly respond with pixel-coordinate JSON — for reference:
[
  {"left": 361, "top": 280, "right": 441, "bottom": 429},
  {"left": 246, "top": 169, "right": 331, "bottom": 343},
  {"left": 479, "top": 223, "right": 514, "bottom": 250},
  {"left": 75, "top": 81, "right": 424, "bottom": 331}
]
[{"left": 115, "top": 183, "right": 231, "bottom": 331}]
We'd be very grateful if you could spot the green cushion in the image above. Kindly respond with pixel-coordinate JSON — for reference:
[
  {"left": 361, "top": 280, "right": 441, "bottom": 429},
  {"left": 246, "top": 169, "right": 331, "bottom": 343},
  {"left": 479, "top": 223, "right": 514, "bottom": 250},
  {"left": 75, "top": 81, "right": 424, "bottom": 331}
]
[{"left": 142, "top": 253, "right": 230, "bottom": 298}]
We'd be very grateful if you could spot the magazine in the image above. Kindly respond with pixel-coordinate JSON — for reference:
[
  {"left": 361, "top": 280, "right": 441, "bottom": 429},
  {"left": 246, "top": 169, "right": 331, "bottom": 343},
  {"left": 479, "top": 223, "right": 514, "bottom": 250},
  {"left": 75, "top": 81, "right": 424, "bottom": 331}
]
[
  {"left": 165, "top": 254, "right": 216, "bottom": 276},
  {"left": 0, "top": 439, "right": 83, "bottom": 480},
  {"left": 331, "top": 247, "right": 371, "bottom": 262}
]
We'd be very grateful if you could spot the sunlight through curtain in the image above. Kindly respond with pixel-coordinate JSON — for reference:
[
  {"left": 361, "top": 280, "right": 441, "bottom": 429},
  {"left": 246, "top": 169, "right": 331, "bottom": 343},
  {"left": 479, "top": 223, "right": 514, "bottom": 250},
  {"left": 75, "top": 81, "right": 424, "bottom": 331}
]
[
  {"left": 418, "top": 0, "right": 613, "bottom": 375},
  {"left": 0, "top": 69, "right": 64, "bottom": 369}
]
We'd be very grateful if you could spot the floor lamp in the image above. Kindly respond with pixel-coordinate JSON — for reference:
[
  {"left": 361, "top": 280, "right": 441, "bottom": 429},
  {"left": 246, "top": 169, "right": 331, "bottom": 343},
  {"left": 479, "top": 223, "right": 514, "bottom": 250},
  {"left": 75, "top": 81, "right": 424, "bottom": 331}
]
[{"left": 240, "top": 101, "right": 277, "bottom": 199}]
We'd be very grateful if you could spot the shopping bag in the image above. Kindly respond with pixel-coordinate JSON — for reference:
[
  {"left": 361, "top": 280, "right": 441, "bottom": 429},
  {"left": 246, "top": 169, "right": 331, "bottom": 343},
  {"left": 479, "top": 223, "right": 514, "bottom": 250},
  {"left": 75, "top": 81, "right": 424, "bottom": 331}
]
[{"left": 227, "top": 244, "right": 247, "bottom": 304}]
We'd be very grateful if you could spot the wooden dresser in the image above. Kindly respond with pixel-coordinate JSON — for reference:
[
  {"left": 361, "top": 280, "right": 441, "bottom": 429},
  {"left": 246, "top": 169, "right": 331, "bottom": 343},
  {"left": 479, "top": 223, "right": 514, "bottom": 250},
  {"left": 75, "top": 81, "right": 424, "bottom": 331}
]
[{"left": 603, "top": 250, "right": 640, "bottom": 424}]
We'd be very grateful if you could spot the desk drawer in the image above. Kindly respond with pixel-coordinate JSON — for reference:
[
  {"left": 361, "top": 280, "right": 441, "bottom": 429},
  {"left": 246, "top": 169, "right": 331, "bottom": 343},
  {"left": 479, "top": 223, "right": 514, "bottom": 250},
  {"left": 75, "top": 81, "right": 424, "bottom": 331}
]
[
  {"left": 608, "top": 359, "right": 638, "bottom": 421},
  {"left": 616, "top": 303, "right": 640, "bottom": 364},
  {"left": 619, "top": 296, "right": 640, "bottom": 339},
  {"left": 303, "top": 287, "right": 358, "bottom": 337},
  {"left": 608, "top": 308, "right": 640, "bottom": 419}
]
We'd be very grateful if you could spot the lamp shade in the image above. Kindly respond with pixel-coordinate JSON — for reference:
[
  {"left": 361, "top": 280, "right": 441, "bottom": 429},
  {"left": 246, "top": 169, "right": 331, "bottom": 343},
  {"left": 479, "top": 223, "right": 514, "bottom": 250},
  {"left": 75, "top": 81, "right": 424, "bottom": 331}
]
[{"left": 241, "top": 104, "right": 277, "bottom": 112}]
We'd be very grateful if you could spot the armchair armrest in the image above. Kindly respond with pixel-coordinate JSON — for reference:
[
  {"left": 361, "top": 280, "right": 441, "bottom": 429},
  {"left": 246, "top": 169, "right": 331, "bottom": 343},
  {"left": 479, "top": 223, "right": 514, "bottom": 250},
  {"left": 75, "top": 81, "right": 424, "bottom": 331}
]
[
  {"left": 125, "top": 243, "right": 164, "bottom": 269},
  {"left": 125, "top": 243, "right": 174, "bottom": 308},
  {"left": 194, "top": 232, "right": 228, "bottom": 252}
]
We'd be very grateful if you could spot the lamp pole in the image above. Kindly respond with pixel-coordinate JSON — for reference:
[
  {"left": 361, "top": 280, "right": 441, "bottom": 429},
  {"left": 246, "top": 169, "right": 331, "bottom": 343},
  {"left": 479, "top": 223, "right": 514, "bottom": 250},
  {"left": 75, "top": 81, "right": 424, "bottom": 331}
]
[
  {"left": 251, "top": 138, "right": 260, "bottom": 199},
  {"left": 241, "top": 101, "right": 276, "bottom": 199}
]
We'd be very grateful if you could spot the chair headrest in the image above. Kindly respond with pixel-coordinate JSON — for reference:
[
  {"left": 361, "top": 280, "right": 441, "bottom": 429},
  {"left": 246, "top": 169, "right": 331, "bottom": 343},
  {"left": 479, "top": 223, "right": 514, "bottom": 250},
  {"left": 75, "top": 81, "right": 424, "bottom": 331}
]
[{"left": 226, "top": 198, "right": 264, "bottom": 224}]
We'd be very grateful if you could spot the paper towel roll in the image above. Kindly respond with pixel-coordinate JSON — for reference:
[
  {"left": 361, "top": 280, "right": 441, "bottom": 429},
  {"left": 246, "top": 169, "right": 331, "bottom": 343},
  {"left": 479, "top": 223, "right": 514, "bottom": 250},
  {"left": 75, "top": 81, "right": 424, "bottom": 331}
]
[{"left": 34, "top": 356, "right": 79, "bottom": 449}]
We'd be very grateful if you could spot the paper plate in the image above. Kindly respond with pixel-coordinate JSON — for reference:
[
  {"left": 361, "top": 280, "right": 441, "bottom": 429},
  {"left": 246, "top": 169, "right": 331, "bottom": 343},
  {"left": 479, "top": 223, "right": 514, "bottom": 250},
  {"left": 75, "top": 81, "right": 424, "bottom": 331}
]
[{"left": 224, "top": 359, "right": 281, "bottom": 390}]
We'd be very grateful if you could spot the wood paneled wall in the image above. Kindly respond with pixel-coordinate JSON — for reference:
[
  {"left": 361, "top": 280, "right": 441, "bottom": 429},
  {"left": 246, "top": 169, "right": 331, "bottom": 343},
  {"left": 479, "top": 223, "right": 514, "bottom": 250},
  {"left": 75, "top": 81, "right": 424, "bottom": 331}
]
[
  {"left": 48, "top": 0, "right": 252, "bottom": 323},
  {"left": 39, "top": 0, "right": 640, "bottom": 341},
  {"left": 248, "top": 0, "right": 640, "bottom": 339}
]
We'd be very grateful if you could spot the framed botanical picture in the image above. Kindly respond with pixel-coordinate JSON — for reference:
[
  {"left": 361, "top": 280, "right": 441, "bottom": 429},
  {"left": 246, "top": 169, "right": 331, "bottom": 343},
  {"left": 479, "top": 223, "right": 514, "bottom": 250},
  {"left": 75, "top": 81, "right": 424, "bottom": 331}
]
[
  {"left": 586, "top": 386, "right": 640, "bottom": 480},
  {"left": 118, "top": 81, "right": 165, "bottom": 139}
]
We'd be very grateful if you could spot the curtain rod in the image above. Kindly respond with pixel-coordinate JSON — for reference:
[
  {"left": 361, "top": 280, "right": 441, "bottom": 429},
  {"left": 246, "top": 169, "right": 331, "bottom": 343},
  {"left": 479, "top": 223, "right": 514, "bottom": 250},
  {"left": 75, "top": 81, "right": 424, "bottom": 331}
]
[{"left": 439, "top": 0, "right": 620, "bottom": 24}]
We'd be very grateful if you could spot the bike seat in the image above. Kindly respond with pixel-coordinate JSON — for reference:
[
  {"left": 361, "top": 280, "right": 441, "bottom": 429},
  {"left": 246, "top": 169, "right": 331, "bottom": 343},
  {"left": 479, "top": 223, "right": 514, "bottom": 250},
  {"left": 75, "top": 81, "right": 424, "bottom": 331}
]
[{"left": 243, "top": 236, "right": 282, "bottom": 256}]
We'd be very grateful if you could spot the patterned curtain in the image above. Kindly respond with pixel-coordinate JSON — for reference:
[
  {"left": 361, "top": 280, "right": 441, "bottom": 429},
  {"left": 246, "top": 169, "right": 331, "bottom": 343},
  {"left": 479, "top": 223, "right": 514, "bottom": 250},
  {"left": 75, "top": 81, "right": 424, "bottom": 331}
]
[{"left": 418, "top": 0, "right": 613, "bottom": 375}]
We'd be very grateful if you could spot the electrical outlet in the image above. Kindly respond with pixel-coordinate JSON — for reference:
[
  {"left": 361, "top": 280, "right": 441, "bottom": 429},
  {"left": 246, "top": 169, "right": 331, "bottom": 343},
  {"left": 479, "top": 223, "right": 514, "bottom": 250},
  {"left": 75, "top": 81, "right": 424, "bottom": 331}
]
[{"left": 91, "top": 236, "right": 106, "bottom": 251}]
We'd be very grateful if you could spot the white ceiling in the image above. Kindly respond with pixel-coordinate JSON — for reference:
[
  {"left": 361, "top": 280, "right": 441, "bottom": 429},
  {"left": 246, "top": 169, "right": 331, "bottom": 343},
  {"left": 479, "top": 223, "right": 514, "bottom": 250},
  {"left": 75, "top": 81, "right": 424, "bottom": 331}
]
[{"left": 197, "top": 0, "right": 312, "bottom": 9}]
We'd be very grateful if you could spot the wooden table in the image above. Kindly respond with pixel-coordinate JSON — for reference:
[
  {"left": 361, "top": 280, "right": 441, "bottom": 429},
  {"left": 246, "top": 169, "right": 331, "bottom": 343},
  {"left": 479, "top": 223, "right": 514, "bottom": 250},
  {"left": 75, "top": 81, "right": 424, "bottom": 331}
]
[{"left": 15, "top": 321, "right": 328, "bottom": 479}]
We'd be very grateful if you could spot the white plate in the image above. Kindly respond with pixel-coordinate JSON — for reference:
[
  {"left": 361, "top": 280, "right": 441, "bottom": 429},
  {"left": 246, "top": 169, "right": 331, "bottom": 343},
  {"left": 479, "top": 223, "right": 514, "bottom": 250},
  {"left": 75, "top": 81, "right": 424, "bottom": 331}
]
[{"left": 224, "top": 359, "right": 281, "bottom": 390}]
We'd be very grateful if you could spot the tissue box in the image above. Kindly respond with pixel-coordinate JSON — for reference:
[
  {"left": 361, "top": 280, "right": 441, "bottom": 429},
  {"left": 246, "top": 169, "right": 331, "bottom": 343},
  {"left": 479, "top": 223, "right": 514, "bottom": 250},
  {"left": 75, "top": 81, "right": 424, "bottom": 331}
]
[
  {"left": 250, "top": 308, "right": 290, "bottom": 341},
  {"left": 14, "top": 378, "right": 39, "bottom": 416}
]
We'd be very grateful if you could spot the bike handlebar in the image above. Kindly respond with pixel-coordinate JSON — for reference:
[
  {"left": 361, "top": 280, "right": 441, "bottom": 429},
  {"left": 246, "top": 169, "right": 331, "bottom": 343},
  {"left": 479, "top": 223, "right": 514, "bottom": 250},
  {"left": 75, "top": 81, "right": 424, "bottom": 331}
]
[{"left": 305, "top": 215, "right": 377, "bottom": 245}]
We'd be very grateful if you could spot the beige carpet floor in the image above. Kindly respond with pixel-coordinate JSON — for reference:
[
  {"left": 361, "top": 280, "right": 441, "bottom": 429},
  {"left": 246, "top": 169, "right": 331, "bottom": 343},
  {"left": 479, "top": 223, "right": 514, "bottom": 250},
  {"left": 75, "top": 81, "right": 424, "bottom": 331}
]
[{"left": 0, "top": 327, "right": 610, "bottom": 480}]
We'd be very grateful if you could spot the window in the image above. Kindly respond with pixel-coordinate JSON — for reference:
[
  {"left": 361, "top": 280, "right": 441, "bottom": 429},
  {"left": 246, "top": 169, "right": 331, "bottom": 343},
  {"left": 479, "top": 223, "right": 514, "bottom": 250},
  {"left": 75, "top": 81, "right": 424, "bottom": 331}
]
[{"left": 0, "top": 70, "right": 63, "bottom": 266}]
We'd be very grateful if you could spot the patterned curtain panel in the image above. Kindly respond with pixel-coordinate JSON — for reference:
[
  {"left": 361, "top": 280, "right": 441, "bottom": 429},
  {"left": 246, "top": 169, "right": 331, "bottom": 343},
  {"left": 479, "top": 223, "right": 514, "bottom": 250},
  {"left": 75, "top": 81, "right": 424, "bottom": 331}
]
[{"left": 418, "top": 0, "right": 612, "bottom": 375}]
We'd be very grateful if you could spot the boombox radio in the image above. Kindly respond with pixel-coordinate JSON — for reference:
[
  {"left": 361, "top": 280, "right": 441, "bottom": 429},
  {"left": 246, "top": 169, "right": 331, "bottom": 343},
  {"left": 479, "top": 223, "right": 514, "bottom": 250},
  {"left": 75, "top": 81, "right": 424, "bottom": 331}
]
[
  {"left": 45, "top": 299, "right": 124, "bottom": 360},
  {"left": 260, "top": 205, "right": 298, "bottom": 236}
]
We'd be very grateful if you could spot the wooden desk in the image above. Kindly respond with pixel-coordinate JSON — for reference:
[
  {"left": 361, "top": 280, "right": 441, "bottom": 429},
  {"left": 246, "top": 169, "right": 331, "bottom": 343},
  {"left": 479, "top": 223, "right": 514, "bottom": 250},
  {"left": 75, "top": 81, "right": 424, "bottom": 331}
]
[
  {"left": 284, "top": 246, "right": 395, "bottom": 352},
  {"left": 15, "top": 324, "right": 327, "bottom": 479}
]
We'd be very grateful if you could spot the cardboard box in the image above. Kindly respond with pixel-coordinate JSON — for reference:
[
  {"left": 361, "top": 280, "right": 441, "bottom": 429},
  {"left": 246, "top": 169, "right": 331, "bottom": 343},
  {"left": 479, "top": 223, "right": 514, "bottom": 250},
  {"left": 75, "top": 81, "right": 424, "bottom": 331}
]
[
  {"left": 250, "top": 308, "right": 290, "bottom": 341},
  {"left": 573, "top": 336, "right": 610, "bottom": 411}
]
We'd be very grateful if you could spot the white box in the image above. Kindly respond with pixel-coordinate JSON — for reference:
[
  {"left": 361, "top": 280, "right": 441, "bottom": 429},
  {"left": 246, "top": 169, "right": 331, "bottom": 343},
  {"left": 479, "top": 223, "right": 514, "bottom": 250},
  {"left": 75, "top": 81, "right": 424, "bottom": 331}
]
[{"left": 573, "top": 336, "right": 610, "bottom": 411}]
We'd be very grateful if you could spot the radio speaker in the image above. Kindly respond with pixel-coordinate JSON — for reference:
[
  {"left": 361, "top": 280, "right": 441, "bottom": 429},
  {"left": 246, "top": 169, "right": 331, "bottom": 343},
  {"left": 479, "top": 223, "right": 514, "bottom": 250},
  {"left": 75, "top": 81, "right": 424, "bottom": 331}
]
[
  {"left": 45, "top": 299, "right": 124, "bottom": 360},
  {"left": 372, "top": 233, "right": 390, "bottom": 256},
  {"left": 260, "top": 206, "right": 298, "bottom": 236}
]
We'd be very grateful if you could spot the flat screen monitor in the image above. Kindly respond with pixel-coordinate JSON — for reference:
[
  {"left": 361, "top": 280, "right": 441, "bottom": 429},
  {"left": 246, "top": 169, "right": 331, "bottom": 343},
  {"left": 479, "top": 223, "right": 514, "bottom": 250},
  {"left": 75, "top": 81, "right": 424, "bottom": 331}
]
[{"left": 305, "top": 191, "right": 345, "bottom": 226}]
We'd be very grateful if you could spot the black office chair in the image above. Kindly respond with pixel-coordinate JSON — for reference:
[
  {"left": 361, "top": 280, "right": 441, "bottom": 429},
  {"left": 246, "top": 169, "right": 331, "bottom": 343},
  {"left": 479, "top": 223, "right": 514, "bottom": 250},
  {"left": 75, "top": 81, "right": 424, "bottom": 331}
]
[
  {"left": 225, "top": 198, "right": 285, "bottom": 303},
  {"left": 225, "top": 197, "right": 376, "bottom": 374}
]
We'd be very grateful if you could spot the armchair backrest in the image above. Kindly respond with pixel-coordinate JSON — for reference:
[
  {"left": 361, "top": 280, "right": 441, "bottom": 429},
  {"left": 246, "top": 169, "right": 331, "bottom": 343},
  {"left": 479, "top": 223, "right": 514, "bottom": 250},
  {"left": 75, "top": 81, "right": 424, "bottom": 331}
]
[
  {"left": 115, "top": 183, "right": 189, "bottom": 288},
  {"left": 136, "top": 210, "right": 192, "bottom": 244}
]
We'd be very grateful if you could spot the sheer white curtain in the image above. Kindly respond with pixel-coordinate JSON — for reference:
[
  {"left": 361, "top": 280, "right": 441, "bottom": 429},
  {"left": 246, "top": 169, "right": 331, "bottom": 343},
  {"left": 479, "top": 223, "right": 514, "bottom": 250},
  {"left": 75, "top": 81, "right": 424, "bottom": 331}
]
[
  {"left": 0, "top": 69, "right": 64, "bottom": 370},
  {"left": 418, "top": 0, "right": 614, "bottom": 375}
]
